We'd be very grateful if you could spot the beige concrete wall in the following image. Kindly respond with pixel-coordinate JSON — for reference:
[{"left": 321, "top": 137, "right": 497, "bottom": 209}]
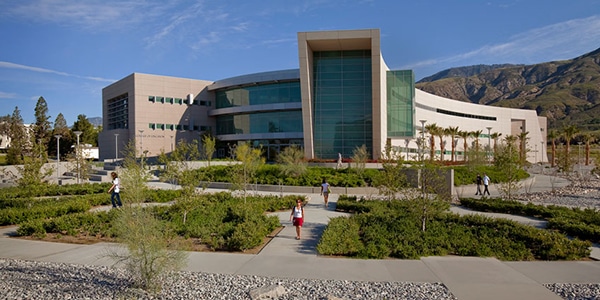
[{"left": 99, "top": 73, "right": 214, "bottom": 160}]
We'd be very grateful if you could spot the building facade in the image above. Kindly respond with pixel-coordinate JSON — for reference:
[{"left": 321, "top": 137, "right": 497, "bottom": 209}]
[{"left": 99, "top": 29, "right": 547, "bottom": 163}]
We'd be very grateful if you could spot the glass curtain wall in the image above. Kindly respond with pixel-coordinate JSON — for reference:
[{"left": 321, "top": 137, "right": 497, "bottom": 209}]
[
  {"left": 386, "top": 70, "right": 415, "bottom": 137},
  {"left": 312, "top": 50, "right": 372, "bottom": 159}
]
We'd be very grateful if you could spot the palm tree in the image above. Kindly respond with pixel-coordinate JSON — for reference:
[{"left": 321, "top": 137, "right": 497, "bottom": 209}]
[
  {"left": 471, "top": 130, "right": 483, "bottom": 152},
  {"left": 425, "top": 123, "right": 440, "bottom": 160},
  {"left": 458, "top": 130, "right": 470, "bottom": 162},
  {"left": 437, "top": 126, "right": 446, "bottom": 162},
  {"left": 446, "top": 126, "right": 460, "bottom": 162},
  {"left": 562, "top": 125, "right": 579, "bottom": 167},
  {"left": 491, "top": 132, "right": 502, "bottom": 158},
  {"left": 580, "top": 133, "right": 596, "bottom": 165},
  {"left": 547, "top": 129, "right": 559, "bottom": 167},
  {"left": 517, "top": 131, "right": 529, "bottom": 166}
]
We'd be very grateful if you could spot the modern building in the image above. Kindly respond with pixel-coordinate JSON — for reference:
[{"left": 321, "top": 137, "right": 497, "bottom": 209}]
[{"left": 99, "top": 29, "right": 547, "bottom": 163}]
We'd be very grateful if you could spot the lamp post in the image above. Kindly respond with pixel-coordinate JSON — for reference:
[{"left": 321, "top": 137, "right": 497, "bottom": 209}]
[
  {"left": 540, "top": 141, "right": 544, "bottom": 163},
  {"left": 74, "top": 131, "right": 82, "bottom": 184},
  {"left": 114, "top": 133, "right": 119, "bottom": 160},
  {"left": 486, "top": 127, "right": 492, "bottom": 161},
  {"left": 419, "top": 120, "right": 426, "bottom": 161},
  {"left": 54, "top": 134, "right": 62, "bottom": 183},
  {"left": 404, "top": 138, "right": 410, "bottom": 161},
  {"left": 578, "top": 142, "right": 582, "bottom": 172},
  {"left": 138, "top": 129, "right": 144, "bottom": 155},
  {"left": 170, "top": 135, "right": 174, "bottom": 152}
]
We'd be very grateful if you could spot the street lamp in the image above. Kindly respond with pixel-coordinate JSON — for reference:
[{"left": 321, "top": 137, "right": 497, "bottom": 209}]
[
  {"left": 578, "top": 142, "right": 582, "bottom": 172},
  {"left": 138, "top": 129, "right": 144, "bottom": 155},
  {"left": 419, "top": 120, "right": 426, "bottom": 160},
  {"left": 54, "top": 134, "right": 62, "bottom": 183},
  {"left": 114, "top": 133, "right": 119, "bottom": 160},
  {"left": 486, "top": 126, "right": 492, "bottom": 161},
  {"left": 540, "top": 141, "right": 544, "bottom": 163},
  {"left": 170, "top": 135, "right": 174, "bottom": 152},
  {"left": 74, "top": 131, "right": 82, "bottom": 184}
]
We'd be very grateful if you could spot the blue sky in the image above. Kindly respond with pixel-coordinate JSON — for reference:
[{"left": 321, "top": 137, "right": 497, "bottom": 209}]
[{"left": 1, "top": 0, "right": 600, "bottom": 124}]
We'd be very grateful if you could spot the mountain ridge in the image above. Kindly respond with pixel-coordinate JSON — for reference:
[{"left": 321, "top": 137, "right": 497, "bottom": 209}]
[{"left": 415, "top": 47, "right": 600, "bottom": 132}]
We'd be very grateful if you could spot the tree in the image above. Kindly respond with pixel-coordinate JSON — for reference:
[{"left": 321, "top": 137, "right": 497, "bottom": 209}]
[
  {"left": 517, "top": 131, "right": 529, "bottom": 166},
  {"left": 351, "top": 144, "right": 369, "bottom": 181},
  {"left": 120, "top": 139, "right": 150, "bottom": 204},
  {"left": 276, "top": 145, "right": 307, "bottom": 177},
  {"left": 375, "top": 140, "right": 408, "bottom": 200},
  {"left": 408, "top": 160, "right": 450, "bottom": 232},
  {"left": 231, "top": 142, "right": 264, "bottom": 203},
  {"left": 561, "top": 125, "right": 579, "bottom": 172},
  {"left": 202, "top": 134, "right": 216, "bottom": 167},
  {"left": 580, "top": 133, "right": 595, "bottom": 166},
  {"left": 458, "top": 130, "right": 470, "bottom": 162},
  {"left": 15, "top": 140, "right": 53, "bottom": 191},
  {"left": 470, "top": 130, "right": 484, "bottom": 164},
  {"left": 494, "top": 135, "right": 522, "bottom": 201},
  {"left": 49, "top": 113, "right": 72, "bottom": 158},
  {"left": 33, "top": 97, "right": 52, "bottom": 155},
  {"left": 446, "top": 126, "right": 460, "bottom": 162},
  {"left": 425, "top": 123, "right": 440, "bottom": 160},
  {"left": 490, "top": 132, "right": 502, "bottom": 159},
  {"left": 108, "top": 206, "right": 187, "bottom": 292},
  {"left": 71, "top": 114, "right": 96, "bottom": 146},
  {"left": 547, "top": 129, "right": 559, "bottom": 167},
  {"left": 6, "top": 107, "right": 28, "bottom": 165}
]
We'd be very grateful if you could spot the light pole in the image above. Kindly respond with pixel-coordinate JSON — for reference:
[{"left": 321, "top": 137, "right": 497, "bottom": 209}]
[
  {"left": 170, "top": 135, "right": 174, "bottom": 152},
  {"left": 138, "top": 129, "right": 144, "bottom": 154},
  {"left": 74, "top": 131, "right": 82, "bottom": 184},
  {"left": 540, "top": 141, "right": 544, "bottom": 163},
  {"left": 114, "top": 133, "right": 119, "bottom": 160},
  {"left": 404, "top": 138, "right": 410, "bottom": 161},
  {"left": 54, "top": 134, "right": 62, "bottom": 183},
  {"left": 486, "top": 126, "right": 492, "bottom": 161},
  {"left": 578, "top": 142, "right": 582, "bottom": 172},
  {"left": 419, "top": 120, "right": 426, "bottom": 161}
]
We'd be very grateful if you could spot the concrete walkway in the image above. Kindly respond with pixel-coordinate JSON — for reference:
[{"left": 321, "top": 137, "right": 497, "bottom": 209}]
[{"left": 1, "top": 175, "right": 599, "bottom": 300}]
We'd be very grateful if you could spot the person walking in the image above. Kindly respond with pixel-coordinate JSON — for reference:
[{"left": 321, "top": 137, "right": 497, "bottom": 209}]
[
  {"left": 336, "top": 153, "right": 343, "bottom": 169},
  {"left": 290, "top": 199, "right": 304, "bottom": 240},
  {"left": 483, "top": 173, "right": 491, "bottom": 196},
  {"left": 108, "top": 172, "right": 123, "bottom": 208},
  {"left": 475, "top": 174, "right": 483, "bottom": 195},
  {"left": 320, "top": 178, "right": 331, "bottom": 207}
]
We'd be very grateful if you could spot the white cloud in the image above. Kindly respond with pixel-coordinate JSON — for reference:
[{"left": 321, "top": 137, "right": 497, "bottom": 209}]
[
  {"left": 0, "top": 61, "right": 115, "bottom": 82},
  {"left": 403, "top": 15, "right": 600, "bottom": 72},
  {"left": 0, "top": 0, "right": 169, "bottom": 30},
  {"left": 0, "top": 91, "right": 18, "bottom": 99}
]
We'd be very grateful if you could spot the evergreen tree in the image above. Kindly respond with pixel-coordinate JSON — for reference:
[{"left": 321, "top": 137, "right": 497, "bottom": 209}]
[
  {"left": 72, "top": 114, "right": 96, "bottom": 146},
  {"left": 49, "top": 113, "right": 72, "bottom": 158},
  {"left": 33, "top": 96, "right": 52, "bottom": 154},
  {"left": 6, "top": 107, "right": 28, "bottom": 165}
]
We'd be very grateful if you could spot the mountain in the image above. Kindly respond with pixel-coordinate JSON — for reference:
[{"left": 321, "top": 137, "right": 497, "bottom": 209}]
[
  {"left": 415, "top": 48, "right": 600, "bottom": 132},
  {"left": 88, "top": 117, "right": 102, "bottom": 127},
  {"left": 418, "top": 64, "right": 523, "bottom": 83}
]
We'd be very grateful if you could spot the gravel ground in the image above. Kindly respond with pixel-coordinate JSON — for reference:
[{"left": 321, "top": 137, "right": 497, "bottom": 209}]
[{"left": 0, "top": 258, "right": 457, "bottom": 300}]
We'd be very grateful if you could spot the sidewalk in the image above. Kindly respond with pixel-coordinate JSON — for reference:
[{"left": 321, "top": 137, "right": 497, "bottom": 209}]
[{"left": 1, "top": 176, "right": 599, "bottom": 300}]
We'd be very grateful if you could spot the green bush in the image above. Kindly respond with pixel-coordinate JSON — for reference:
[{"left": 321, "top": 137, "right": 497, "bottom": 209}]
[
  {"left": 317, "top": 216, "right": 363, "bottom": 256},
  {"left": 318, "top": 198, "right": 590, "bottom": 260},
  {"left": 460, "top": 197, "right": 600, "bottom": 243}
]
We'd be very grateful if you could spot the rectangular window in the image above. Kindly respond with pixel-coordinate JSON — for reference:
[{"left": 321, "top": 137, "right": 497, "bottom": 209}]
[
  {"left": 166, "top": 97, "right": 173, "bottom": 104},
  {"left": 175, "top": 98, "right": 182, "bottom": 104},
  {"left": 156, "top": 96, "right": 164, "bottom": 103},
  {"left": 148, "top": 96, "right": 155, "bottom": 102},
  {"left": 149, "top": 123, "right": 156, "bottom": 129}
]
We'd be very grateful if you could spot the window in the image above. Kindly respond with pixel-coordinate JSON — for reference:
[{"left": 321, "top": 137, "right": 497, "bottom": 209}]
[
  {"left": 175, "top": 98, "right": 182, "bottom": 104},
  {"left": 149, "top": 123, "right": 156, "bottom": 129},
  {"left": 156, "top": 96, "right": 164, "bottom": 103},
  {"left": 166, "top": 97, "right": 173, "bottom": 104},
  {"left": 148, "top": 96, "right": 155, "bottom": 102}
]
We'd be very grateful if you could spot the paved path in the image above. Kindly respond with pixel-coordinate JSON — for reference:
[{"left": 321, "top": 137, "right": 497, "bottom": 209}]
[{"left": 1, "top": 175, "right": 599, "bottom": 300}]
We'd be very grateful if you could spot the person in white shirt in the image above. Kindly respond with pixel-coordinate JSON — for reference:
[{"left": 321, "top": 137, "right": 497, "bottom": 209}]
[
  {"left": 320, "top": 178, "right": 331, "bottom": 207},
  {"left": 290, "top": 199, "right": 304, "bottom": 240},
  {"left": 108, "top": 172, "right": 123, "bottom": 208},
  {"left": 483, "top": 173, "right": 491, "bottom": 196}
]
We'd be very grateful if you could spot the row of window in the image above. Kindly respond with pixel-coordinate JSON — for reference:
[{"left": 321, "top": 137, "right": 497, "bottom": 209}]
[
  {"left": 148, "top": 96, "right": 212, "bottom": 107},
  {"left": 148, "top": 123, "right": 211, "bottom": 132}
]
